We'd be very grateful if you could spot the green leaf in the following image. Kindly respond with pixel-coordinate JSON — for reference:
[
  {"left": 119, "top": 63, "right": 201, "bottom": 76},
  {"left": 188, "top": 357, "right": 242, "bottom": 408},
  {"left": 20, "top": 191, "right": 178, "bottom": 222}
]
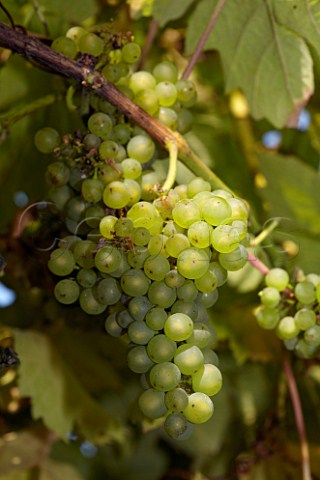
[
  {"left": 37, "top": 459, "right": 84, "bottom": 480},
  {"left": 14, "top": 329, "right": 124, "bottom": 444},
  {"left": 152, "top": 0, "right": 196, "bottom": 27},
  {"left": 185, "top": 0, "right": 314, "bottom": 127}
]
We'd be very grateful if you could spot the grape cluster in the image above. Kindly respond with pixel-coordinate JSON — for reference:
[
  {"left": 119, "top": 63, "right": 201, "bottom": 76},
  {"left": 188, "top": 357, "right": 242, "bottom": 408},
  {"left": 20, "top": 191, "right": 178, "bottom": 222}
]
[
  {"left": 35, "top": 45, "right": 250, "bottom": 438},
  {"left": 255, "top": 268, "right": 320, "bottom": 358}
]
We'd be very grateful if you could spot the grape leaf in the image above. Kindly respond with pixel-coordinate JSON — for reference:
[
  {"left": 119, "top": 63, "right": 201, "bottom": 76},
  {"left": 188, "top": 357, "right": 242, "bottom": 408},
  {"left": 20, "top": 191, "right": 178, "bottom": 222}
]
[
  {"left": 185, "top": 0, "right": 314, "bottom": 128},
  {"left": 14, "top": 329, "right": 124, "bottom": 444},
  {"left": 152, "top": 0, "right": 197, "bottom": 27}
]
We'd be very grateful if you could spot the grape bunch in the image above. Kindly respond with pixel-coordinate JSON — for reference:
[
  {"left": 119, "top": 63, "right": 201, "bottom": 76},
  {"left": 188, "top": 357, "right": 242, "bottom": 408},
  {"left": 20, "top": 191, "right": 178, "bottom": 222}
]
[
  {"left": 255, "top": 268, "right": 320, "bottom": 358},
  {"left": 35, "top": 42, "right": 250, "bottom": 438}
]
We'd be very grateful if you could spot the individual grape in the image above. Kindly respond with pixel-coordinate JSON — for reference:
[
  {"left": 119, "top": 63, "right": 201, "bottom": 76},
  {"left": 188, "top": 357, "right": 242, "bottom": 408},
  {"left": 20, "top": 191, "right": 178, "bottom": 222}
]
[
  {"left": 78, "top": 32, "right": 104, "bottom": 56},
  {"left": 294, "top": 309, "right": 316, "bottom": 330},
  {"left": 197, "top": 290, "right": 219, "bottom": 308},
  {"left": 103, "top": 181, "right": 130, "bottom": 209},
  {"left": 155, "top": 81, "right": 178, "bottom": 107},
  {"left": 58, "top": 235, "right": 81, "bottom": 251},
  {"left": 165, "top": 270, "right": 185, "bottom": 289},
  {"left": 99, "top": 215, "right": 117, "bottom": 239},
  {"left": 218, "top": 245, "right": 248, "bottom": 271},
  {"left": 121, "top": 158, "right": 142, "bottom": 179},
  {"left": 112, "top": 123, "right": 131, "bottom": 145},
  {"left": 127, "top": 320, "right": 154, "bottom": 345},
  {"left": 194, "top": 267, "right": 218, "bottom": 293},
  {"left": 102, "top": 64, "right": 123, "bottom": 83},
  {"left": 134, "top": 88, "right": 159, "bottom": 115},
  {"left": 99, "top": 140, "right": 119, "bottom": 160},
  {"left": 304, "top": 325, "right": 320, "bottom": 346},
  {"left": 149, "top": 362, "right": 181, "bottom": 392},
  {"left": 98, "top": 163, "right": 122, "bottom": 185},
  {"left": 85, "top": 205, "right": 104, "bottom": 228},
  {"left": 145, "top": 307, "right": 167, "bottom": 330},
  {"left": 255, "top": 306, "right": 279, "bottom": 329},
  {"left": 186, "top": 322, "right": 214, "bottom": 348},
  {"left": 294, "top": 281, "right": 316, "bottom": 305},
  {"left": 48, "top": 185, "right": 73, "bottom": 210},
  {"left": 259, "top": 287, "right": 281, "bottom": 308},
  {"left": 127, "top": 346, "right": 154, "bottom": 374},
  {"left": 95, "top": 246, "right": 122, "bottom": 274},
  {"left": 211, "top": 225, "right": 240, "bottom": 253},
  {"left": 127, "top": 246, "right": 149, "bottom": 269},
  {"left": 65, "top": 196, "right": 88, "bottom": 222},
  {"left": 109, "top": 251, "right": 130, "bottom": 278},
  {"left": 148, "top": 281, "right": 176, "bottom": 308},
  {"left": 187, "top": 221, "right": 213, "bottom": 248},
  {"left": 165, "top": 233, "right": 190, "bottom": 257},
  {"left": 124, "top": 178, "right": 141, "bottom": 206},
  {"left": 183, "top": 392, "right": 214, "bottom": 424},
  {"left": 157, "top": 107, "right": 178, "bottom": 129},
  {"left": 54, "top": 279, "right": 80, "bottom": 304},
  {"left": 227, "top": 197, "right": 249, "bottom": 222},
  {"left": 177, "top": 108, "right": 194, "bottom": 134},
  {"left": 83, "top": 133, "right": 101, "bottom": 150},
  {"left": 177, "top": 247, "right": 210, "bottom": 279},
  {"left": 265, "top": 268, "right": 289, "bottom": 291},
  {"left": 201, "top": 197, "right": 232, "bottom": 226},
  {"left": 104, "top": 312, "right": 123, "bottom": 337},
  {"left": 128, "top": 296, "right": 152, "bottom": 321},
  {"left": 164, "top": 313, "right": 194, "bottom": 342},
  {"left": 193, "top": 191, "right": 214, "bottom": 209},
  {"left": 138, "top": 389, "right": 167, "bottom": 419},
  {"left": 126, "top": 135, "right": 155, "bottom": 163},
  {"left": 147, "top": 334, "right": 177, "bottom": 363},
  {"left": 172, "top": 199, "right": 201, "bottom": 229},
  {"left": 127, "top": 202, "right": 159, "bottom": 229},
  {"left": 202, "top": 348, "right": 220, "bottom": 366},
  {"left": 129, "top": 71, "right": 156, "bottom": 94},
  {"left": 192, "top": 364, "right": 222, "bottom": 397},
  {"left": 122, "top": 42, "right": 141, "bottom": 63},
  {"left": 147, "top": 234, "right": 168, "bottom": 256},
  {"left": 114, "top": 217, "right": 134, "bottom": 237},
  {"left": 165, "top": 388, "right": 189, "bottom": 412},
  {"left": 153, "top": 61, "right": 178, "bottom": 83},
  {"left": 117, "top": 310, "right": 134, "bottom": 329},
  {"left": 177, "top": 280, "right": 198, "bottom": 301},
  {"left": 81, "top": 178, "right": 104, "bottom": 203},
  {"left": 132, "top": 227, "right": 151, "bottom": 246},
  {"left": 141, "top": 172, "right": 163, "bottom": 201},
  {"left": 51, "top": 36, "right": 77, "bottom": 58},
  {"left": 174, "top": 344, "right": 204, "bottom": 375},
  {"left": 79, "top": 288, "right": 107, "bottom": 315},
  {"left": 76, "top": 268, "right": 97, "bottom": 288},
  {"left": 121, "top": 269, "right": 150, "bottom": 296},
  {"left": 305, "top": 273, "right": 320, "bottom": 286},
  {"left": 144, "top": 255, "right": 170, "bottom": 281},
  {"left": 66, "top": 26, "right": 87, "bottom": 45},
  {"left": 94, "top": 277, "right": 122, "bottom": 305},
  {"left": 34, "top": 127, "right": 60, "bottom": 153},
  {"left": 209, "top": 262, "right": 228, "bottom": 287},
  {"left": 187, "top": 177, "right": 211, "bottom": 198},
  {"left": 88, "top": 112, "right": 113, "bottom": 140},
  {"left": 46, "top": 161, "right": 70, "bottom": 187},
  {"left": 276, "top": 316, "right": 300, "bottom": 340},
  {"left": 164, "top": 413, "right": 192, "bottom": 440},
  {"left": 294, "top": 339, "right": 318, "bottom": 359},
  {"left": 175, "top": 80, "right": 197, "bottom": 105},
  {"left": 48, "top": 248, "right": 76, "bottom": 276}
]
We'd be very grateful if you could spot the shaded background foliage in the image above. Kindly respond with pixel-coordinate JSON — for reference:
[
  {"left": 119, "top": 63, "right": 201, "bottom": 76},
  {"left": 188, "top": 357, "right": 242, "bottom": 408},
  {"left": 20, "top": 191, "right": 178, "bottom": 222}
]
[{"left": 0, "top": 1, "right": 320, "bottom": 479}]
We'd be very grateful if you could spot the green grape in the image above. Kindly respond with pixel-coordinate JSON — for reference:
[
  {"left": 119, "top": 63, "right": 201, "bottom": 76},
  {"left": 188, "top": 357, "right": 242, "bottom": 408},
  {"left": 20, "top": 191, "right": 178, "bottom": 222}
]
[
  {"left": 78, "top": 32, "right": 104, "bottom": 56},
  {"left": 154, "top": 190, "right": 180, "bottom": 220},
  {"left": 127, "top": 320, "right": 154, "bottom": 345},
  {"left": 48, "top": 248, "right": 76, "bottom": 276},
  {"left": 117, "top": 310, "right": 134, "bottom": 328},
  {"left": 121, "top": 42, "right": 141, "bottom": 63},
  {"left": 76, "top": 268, "right": 97, "bottom": 288},
  {"left": 157, "top": 107, "right": 178, "bottom": 129},
  {"left": 172, "top": 199, "right": 202, "bottom": 229},
  {"left": 259, "top": 287, "right": 281, "bottom": 308},
  {"left": 177, "top": 280, "right": 198, "bottom": 301},
  {"left": 177, "top": 247, "right": 210, "bottom": 279},
  {"left": 99, "top": 215, "right": 117, "bottom": 239},
  {"left": 127, "top": 345, "right": 154, "bottom": 373},
  {"left": 109, "top": 251, "right": 130, "bottom": 278},
  {"left": 193, "top": 191, "right": 214, "bottom": 209},
  {"left": 108, "top": 49, "right": 122, "bottom": 64},
  {"left": 66, "top": 26, "right": 87, "bottom": 45},
  {"left": 127, "top": 135, "right": 155, "bottom": 163},
  {"left": 294, "top": 308, "right": 316, "bottom": 330},
  {"left": 187, "top": 221, "right": 212, "bottom": 249},
  {"left": 102, "top": 64, "right": 123, "bottom": 83},
  {"left": 187, "top": 177, "right": 211, "bottom": 198},
  {"left": 316, "top": 283, "right": 320, "bottom": 303},
  {"left": 175, "top": 80, "right": 197, "bottom": 105},
  {"left": 198, "top": 289, "right": 219, "bottom": 308},
  {"left": 134, "top": 88, "right": 159, "bottom": 115},
  {"left": 103, "top": 181, "right": 130, "bottom": 209},
  {"left": 138, "top": 389, "right": 167, "bottom": 419},
  {"left": 155, "top": 81, "right": 178, "bottom": 107},
  {"left": 104, "top": 312, "right": 123, "bottom": 337},
  {"left": 295, "top": 281, "right": 316, "bottom": 304},
  {"left": 231, "top": 220, "right": 247, "bottom": 240},
  {"left": 174, "top": 344, "right": 204, "bottom": 375},
  {"left": 99, "top": 140, "right": 119, "bottom": 160},
  {"left": 128, "top": 295, "right": 152, "bottom": 321},
  {"left": 46, "top": 161, "right": 70, "bottom": 187},
  {"left": 149, "top": 362, "right": 181, "bottom": 392},
  {"left": 34, "top": 127, "right": 60, "bottom": 153},
  {"left": 121, "top": 269, "right": 150, "bottom": 296},
  {"left": 177, "top": 108, "right": 194, "bottom": 134},
  {"left": 276, "top": 316, "right": 300, "bottom": 340},
  {"left": 83, "top": 133, "right": 101, "bottom": 150},
  {"left": 183, "top": 392, "right": 214, "bottom": 424},
  {"left": 165, "top": 388, "right": 188, "bottom": 412},
  {"left": 124, "top": 178, "right": 141, "bottom": 206},
  {"left": 114, "top": 217, "right": 134, "bottom": 237},
  {"left": 194, "top": 267, "right": 218, "bottom": 293},
  {"left": 265, "top": 268, "right": 289, "bottom": 291},
  {"left": 174, "top": 184, "right": 188, "bottom": 199},
  {"left": 141, "top": 172, "right": 163, "bottom": 201},
  {"left": 94, "top": 246, "right": 122, "bottom": 273},
  {"left": 51, "top": 36, "right": 77, "bottom": 58},
  {"left": 202, "top": 348, "right": 219, "bottom": 366},
  {"left": 201, "top": 196, "right": 232, "bottom": 226},
  {"left": 218, "top": 245, "right": 248, "bottom": 271},
  {"left": 211, "top": 225, "right": 240, "bottom": 253},
  {"left": 81, "top": 178, "right": 104, "bottom": 203},
  {"left": 147, "top": 334, "right": 177, "bottom": 362},
  {"left": 66, "top": 196, "right": 88, "bottom": 222},
  {"left": 127, "top": 202, "right": 159, "bottom": 229},
  {"left": 147, "top": 234, "right": 167, "bottom": 256},
  {"left": 165, "top": 270, "right": 185, "bottom": 289},
  {"left": 164, "top": 413, "right": 193, "bottom": 440},
  {"left": 79, "top": 288, "right": 107, "bottom": 315},
  {"left": 192, "top": 364, "right": 222, "bottom": 397},
  {"left": 132, "top": 227, "right": 150, "bottom": 246},
  {"left": 98, "top": 163, "right": 122, "bottom": 185},
  {"left": 94, "top": 277, "right": 122, "bottom": 305},
  {"left": 69, "top": 168, "right": 84, "bottom": 191},
  {"left": 164, "top": 312, "right": 194, "bottom": 341},
  {"left": 153, "top": 61, "right": 178, "bottom": 83},
  {"left": 255, "top": 306, "right": 279, "bottom": 329},
  {"left": 226, "top": 197, "right": 249, "bottom": 222},
  {"left": 195, "top": 305, "right": 209, "bottom": 323},
  {"left": 186, "top": 322, "right": 214, "bottom": 348},
  {"left": 48, "top": 185, "right": 73, "bottom": 210},
  {"left": 121, "top": 158, "right": 142, "bottom": 179},
  {"left": 88, "top": 112, "right": 113, "bottom": 140},
  {"left": 54, "top": 279, "right": 80, "bottom": 304},
  {"left": 294, "top": 339, "right": 318, "bottom": 359},
  {"left": 171, "top": 300, "right": 198, "bottom": 320},
  {"left": 305, "top": 273, "right": 320, "bottom": 286},
  {"left": 58, "top": 235, "right": 81, "bottom": 251},
  {"left": 148, "top": 281, "right": 176, "bottom": 308},
  {"left": 145, "top": 307, "right": 167, "bottom": 330},
  {"left": 165, "top": 233, "right": 190, "bottom": 258},
  {"left": 85, "top": 204, "right": 104, "bottom": 228},
  {"left": 304, "top": 325, "right": 320, "bottom": 346},
  {"left": 127, "top": 246, "right": 149, "bottom": 269},
  {"left": 112, "top": 123, "right": 131, "bottom": 145},
  {"left": 210, "top": 262, "right": 228, "bottom": 287},
  {"left": 129, "top": 71, "right": 156, "bottom": 94},
  {"left": 144, "top": 255, "right": 170, "bottom": 281}
]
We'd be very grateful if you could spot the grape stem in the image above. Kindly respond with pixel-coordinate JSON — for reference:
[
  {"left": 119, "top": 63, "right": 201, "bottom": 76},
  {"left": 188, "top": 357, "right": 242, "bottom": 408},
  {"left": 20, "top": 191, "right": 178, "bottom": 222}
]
[
  {"left": 162, "top": 141, "right": 178, "bottom": 192},
  {"left": 247, "top": 251, "right": 270, "bottom": 276},
  {"left": 136, "top": 18, "right": 158, "bottom": 71},
  {"left": 250, "top": 219, "right": 280, "bottom": 247},
  {"left": 182, "top": 0, "right": 227, "bottom": 80},
  {"left": 283, "top": 352, "right": 312, "bottom": 480},
  {"left": 0, "top": 21, "right": 231, "bottom": 192}
]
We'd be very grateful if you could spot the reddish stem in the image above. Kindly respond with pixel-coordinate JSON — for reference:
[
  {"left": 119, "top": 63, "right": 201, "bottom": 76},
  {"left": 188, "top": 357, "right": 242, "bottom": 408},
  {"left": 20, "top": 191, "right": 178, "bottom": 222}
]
[
  {"left": 182, "top": 0, "right": 227, "bottom": 80},
  {"left": 136, "top": 18, "right": 158, "bottom": 71},
  {"left": 247, "top": 251, "right": 270, "bottom": 276},
  {"left": 283, "top": 353, "right": 312, "bottom": 480}
]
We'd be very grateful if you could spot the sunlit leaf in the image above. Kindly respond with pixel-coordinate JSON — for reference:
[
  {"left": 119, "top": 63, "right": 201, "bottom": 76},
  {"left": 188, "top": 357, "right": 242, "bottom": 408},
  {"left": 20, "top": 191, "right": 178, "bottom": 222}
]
[{"left": 152, "top": 0, "right": 196, "bottom": 26}]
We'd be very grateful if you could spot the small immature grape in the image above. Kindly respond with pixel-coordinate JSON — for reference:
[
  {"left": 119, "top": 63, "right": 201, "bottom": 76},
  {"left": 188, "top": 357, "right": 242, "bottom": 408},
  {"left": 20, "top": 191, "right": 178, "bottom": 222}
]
[
  {"left": 122, "top": 42, "right": 141, "bottom": 63},
  {"left": 138, "top": 389, "right": 167, "bottom": 419},
  {"left": 54, "top": 279, "right": 80, "bottom": 304},
  {"left": 265, "top": 268, "right": 289, "bottom": 291},
  {"left": 35, "top": 127, "right": 60, "bottom": 153}
]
